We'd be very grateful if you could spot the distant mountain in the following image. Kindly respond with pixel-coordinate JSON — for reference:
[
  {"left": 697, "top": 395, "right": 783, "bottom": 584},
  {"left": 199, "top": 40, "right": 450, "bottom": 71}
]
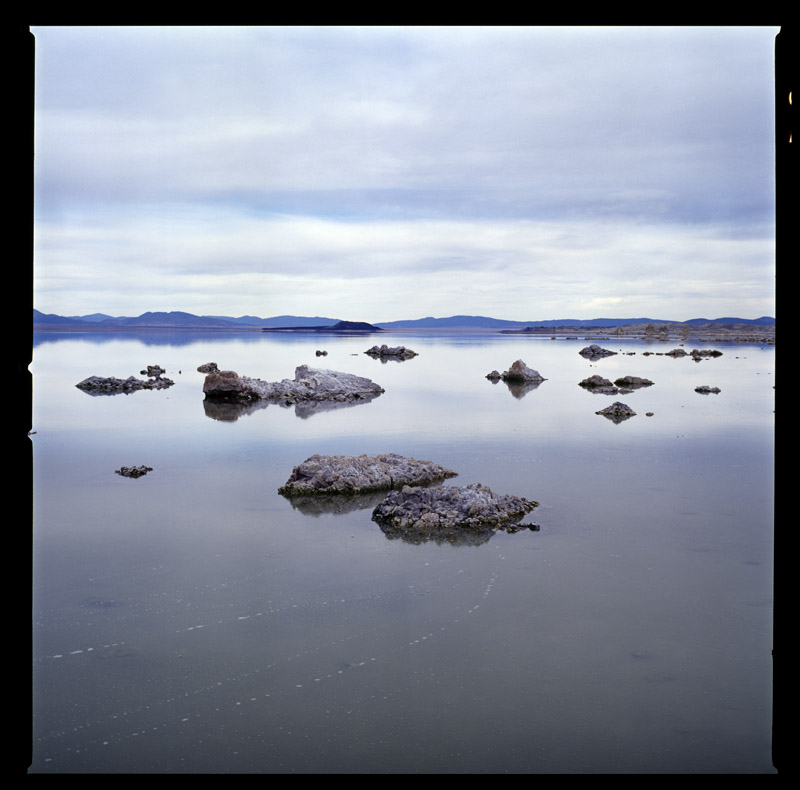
[
  {"left": 33, "top": 309, "right": 775, "bottom": 331},
  {"left": 680, "top": 316, "right": 775, "bottom": 326},
  {"left": 33, "top": 309, "right": 90, "bottom": 327},
  {"left": 377, "top": 314, "right": 775, "bottom": 330},
  {"left": 69, "top": 312, "right": 117, "bottom": 323}
]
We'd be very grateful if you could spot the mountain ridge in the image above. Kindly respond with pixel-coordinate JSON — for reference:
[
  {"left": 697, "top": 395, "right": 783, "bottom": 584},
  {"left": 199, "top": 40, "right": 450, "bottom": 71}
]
[{"left": 32, "top": 309, "right": 775, "bottom": 331}]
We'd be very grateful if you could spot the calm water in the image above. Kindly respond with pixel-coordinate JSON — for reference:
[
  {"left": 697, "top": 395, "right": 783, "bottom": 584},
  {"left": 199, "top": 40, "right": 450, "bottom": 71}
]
[{"left": 29, "top": 330, "right": 775, "bottom": 774}]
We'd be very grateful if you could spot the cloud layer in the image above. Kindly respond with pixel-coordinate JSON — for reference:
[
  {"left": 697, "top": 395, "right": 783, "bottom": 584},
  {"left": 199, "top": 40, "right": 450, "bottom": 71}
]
[{"left": 33, "top": 26, "right": 778, "bottom": 321}]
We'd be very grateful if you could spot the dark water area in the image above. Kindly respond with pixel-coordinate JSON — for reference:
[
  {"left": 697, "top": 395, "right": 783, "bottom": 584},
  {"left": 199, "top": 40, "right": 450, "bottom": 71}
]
[{"left": 29, "top": 331, "right": 775, "bottom": 773}]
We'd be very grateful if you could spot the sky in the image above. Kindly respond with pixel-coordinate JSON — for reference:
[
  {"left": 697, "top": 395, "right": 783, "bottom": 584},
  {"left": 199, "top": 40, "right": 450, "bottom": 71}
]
[{"left": 31, "top": 25, "right": 779, "bottom": 323}]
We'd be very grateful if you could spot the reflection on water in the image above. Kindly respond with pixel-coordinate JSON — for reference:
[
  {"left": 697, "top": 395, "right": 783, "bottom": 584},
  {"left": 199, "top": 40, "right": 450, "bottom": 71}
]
[
  {"left": 30, "top": 330, "right": 775, "bottom": 774},
  {"left": 202, "top": 390, "right": 383, "bottom": 422}
]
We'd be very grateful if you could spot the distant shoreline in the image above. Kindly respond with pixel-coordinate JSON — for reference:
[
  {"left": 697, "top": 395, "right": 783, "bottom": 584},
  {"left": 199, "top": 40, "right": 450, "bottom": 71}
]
[{"left": 32, "top": 322, "right": 775, "bottom": 344}]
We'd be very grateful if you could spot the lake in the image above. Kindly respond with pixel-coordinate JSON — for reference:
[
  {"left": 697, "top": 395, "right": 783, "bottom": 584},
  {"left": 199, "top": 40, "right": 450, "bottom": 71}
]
[{"left": 29, "top": 329, "right": 775, "bottom": 774}]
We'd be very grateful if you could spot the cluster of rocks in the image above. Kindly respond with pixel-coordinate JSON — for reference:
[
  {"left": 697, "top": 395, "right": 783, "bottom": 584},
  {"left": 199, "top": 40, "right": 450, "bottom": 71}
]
[
  {"left": 202, "top": 365, "right": 385, "bottom": 405},
  {"left": 695, "top": 385, "right": 721, "bottom": 394},
  {"left": 278, "top": 453, "right": 539, "bottom": 541},
  {"left": 579, "top": 374, "right": 654, "bottom": 395},
  {"left": 364, "top": 344, "right": 418, "bottom": 360},
  {"left": 665, "top": 348, "right": 723, "bottom": 360},
  {"left": 76, "top": 368, "right": 175, "bottom": 395},
  {"left": 278, "top": 453, "right": 457, "bottom": 496},
  {"left": 486, "top": 359, "right": 546, "bottom": 384},
  {"left": 115, "top": 465, "right": 153, "bottom": 478}
]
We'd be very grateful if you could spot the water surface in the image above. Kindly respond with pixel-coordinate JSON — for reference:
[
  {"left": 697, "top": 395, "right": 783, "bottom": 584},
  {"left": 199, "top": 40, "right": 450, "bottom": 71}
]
[{"left": 30, "top": 330, "right": 775, "bottom": 773}]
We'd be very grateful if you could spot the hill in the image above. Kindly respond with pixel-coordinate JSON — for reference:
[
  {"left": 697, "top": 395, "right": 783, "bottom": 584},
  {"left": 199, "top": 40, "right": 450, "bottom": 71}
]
[{"left": 33, "top": 309, "right": 775, "bottom": 332}]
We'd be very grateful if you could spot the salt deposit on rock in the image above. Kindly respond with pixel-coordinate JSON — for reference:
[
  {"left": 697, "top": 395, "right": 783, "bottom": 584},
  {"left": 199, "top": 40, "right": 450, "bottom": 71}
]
[{"left": 278, "top": 453, "right": 458, "bottom": 496}]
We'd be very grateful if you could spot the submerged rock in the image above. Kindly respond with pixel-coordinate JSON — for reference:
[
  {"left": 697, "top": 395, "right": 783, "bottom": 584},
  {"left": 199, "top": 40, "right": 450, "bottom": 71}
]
[
  {"left": 364, "top": 344, "right": 418, "bottom": 360},
  {"left": 372, "top": 483, "right": 539, "bottom": 534},
  {"left": 76, "top": 374, "right": 175, "bottom": 395},
  {"left": 595, "top": 401, "right": 637, "bottom": 423},
  {"left": 203, "top": 365, "right": 384, "bottom": 405},
  {"left": 278, "top": 453, "right": 458, "bottom": 496}
]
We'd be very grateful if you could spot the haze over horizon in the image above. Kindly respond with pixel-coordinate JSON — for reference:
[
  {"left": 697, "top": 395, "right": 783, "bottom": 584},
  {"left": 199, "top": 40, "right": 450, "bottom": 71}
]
[{"left": 32, "top": 26, "right": 778, "bottom": 323}]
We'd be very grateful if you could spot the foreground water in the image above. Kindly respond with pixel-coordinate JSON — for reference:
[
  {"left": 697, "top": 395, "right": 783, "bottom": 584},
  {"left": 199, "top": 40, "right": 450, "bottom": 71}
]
[{"left": 29, "top": 330, "right": 775, "bottom": 774}]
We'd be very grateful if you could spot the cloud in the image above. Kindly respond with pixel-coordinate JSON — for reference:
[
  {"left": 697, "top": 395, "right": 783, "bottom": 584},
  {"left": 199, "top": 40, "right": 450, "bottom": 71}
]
[{"left": 31, "top": 25, "right": 778, "bottom": 320}]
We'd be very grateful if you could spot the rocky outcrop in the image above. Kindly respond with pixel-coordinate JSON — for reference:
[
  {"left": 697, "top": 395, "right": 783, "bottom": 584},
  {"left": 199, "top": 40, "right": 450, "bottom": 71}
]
[
  {"left": 665, "top": 348, "right": 723, "bottom": 360},
  {"left": 203, "top": 365, "right": 384, "bottom": 405},
  {"left": 690, "top": 349, "right": 723, "bottom": 360},
  {"left": 487, "top": 360, "right": 547, "bottom": 399},
  {"left": 371, "top": 483, "right": 539, "bottom": 534},
  {"left": 278, "top": 453, "right": 457, "bottom": 496},
  {"left": 486, "top": 359, "right": 546, "bottom": 383},
  {"left": 115, "top": 465, "right": 153, "bottom": 478},
  {"left": 364, "top": 344, "right": 418, "bottom": 360},
  {"left": 76, "top": 372, "right": 175, "bottom": 395},
  {"left": 595, "top": 401, "right": 637, "bottom": 423},
  {"left": 695, "top": 385, "right": 721, "bottom": 394},
  {"left": 579, "top": 375, "right": 619, "bottom": 394},
  {"left": 613, "top": 375, "right": 654, "bottom": 390},
  {"left": 579, "top": 344, "right": 618, "bottom": 359},
  {"left": 579, "top": 375, "right": 654, "bottom": 395},
  {"left": 197, "top": 362, "right": 219, "bottom": 373}
]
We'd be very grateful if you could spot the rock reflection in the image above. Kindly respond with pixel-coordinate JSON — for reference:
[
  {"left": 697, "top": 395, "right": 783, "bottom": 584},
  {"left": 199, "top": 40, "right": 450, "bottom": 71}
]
[
  {"left": 503, "top": 379, "right": 544, "bottom": 399},
  {"left": 281, "top": 489, "right": 388, "bottom": 517},
  {"left": 202, "top": 391, "right": 382, "bottom": 421},
  {"left": 377, "top": 519, "right": 539, "bottom": 547}
]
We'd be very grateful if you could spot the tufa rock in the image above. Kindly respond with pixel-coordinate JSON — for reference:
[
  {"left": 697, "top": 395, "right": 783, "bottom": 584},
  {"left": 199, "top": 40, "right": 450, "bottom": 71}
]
[
  {"left": 278, "top": 453, "right": 457, "bottom": 496},
  {"left": 203, "top": 365, "right": 384, "bottom": 405},
  {"left": 486, "top": 359, "right": 546, "bottom": 383},
  {"left": 595, "top": 401, "right": 637, "bottom": 423},
  {"left": 365, "top": 344, "right": 418, "bottom": 360},
  {"left": 579, "top": 344, "right": 618, "bottom": 359},
  {"left": 115, "top": 465, "right": 153, "bottom": 478},
  {"left": 371, "top": 483, "right": 539, "bottom": 532},
  {"left": 76, "top": 374, "right": 175, "bottom": 395}
]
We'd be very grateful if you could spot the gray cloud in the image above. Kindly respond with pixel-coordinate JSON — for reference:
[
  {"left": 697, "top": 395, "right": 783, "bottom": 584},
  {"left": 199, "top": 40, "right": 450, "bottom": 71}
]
[{"left": 32, "top": 25, "right": 777, "bottom": 320}]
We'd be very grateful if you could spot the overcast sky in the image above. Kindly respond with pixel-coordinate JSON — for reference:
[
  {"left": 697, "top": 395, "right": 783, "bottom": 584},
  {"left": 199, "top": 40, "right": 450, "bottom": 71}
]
[{"left": 32, "top": 25, "right": 778, "bottom": 322}]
